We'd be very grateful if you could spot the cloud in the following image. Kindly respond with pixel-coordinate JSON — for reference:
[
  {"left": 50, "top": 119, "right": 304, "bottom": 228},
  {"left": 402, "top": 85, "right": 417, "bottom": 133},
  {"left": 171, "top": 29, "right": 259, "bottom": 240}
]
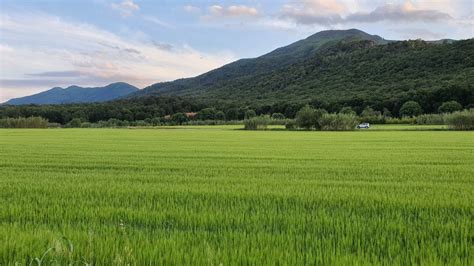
[
  {"left": 208, "top": 5, "right": 259, "bottom": 17},
  {"left": 184, "top": 5, "right": 201, "bottom": 13},
  {"left": 280, "top": 3, "right": 343, "bottom": 26},
  {"left": 111, "top": 0, "right": 140, "bottom": 17},
  {"left": 142, "top": 16, "right": 173, "bottom": 28},
  {"left": 279, "top": 0, "right": 453, "bottom": 26},
  {"left": 0, "top": 12, "right": 234, "bottom": 102},
  {"left": 389, "top": 28, "right": 445, "bottom": 40},
  {"left": 152, "top": 41, "right": 174, "bottom": 51},
  {"left": 26, "top": 71, "right": 86, "bottom": 78},
  {"left": 346, "top": 2, "right": 452, "bottom": 23}
]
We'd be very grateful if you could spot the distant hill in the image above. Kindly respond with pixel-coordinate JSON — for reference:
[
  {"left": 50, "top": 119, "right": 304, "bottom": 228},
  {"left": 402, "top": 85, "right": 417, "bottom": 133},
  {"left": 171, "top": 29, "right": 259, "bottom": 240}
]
[
  {"left": 4, "top": 82, "right": 139, "bottom": 105},
  {"left": 133, "top": 29, "right": 473, "bottom": 113}
]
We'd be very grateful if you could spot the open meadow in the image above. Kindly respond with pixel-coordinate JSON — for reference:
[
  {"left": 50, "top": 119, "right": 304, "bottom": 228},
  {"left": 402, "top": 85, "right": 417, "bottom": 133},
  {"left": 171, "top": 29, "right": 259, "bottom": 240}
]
[{"left": 0, "top": 127, "right": 473, "bottom": 264}]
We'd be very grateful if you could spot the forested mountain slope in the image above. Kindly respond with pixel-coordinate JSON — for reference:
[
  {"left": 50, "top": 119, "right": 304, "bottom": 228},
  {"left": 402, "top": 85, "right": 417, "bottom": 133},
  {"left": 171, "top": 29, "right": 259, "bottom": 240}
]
[
  {"left": 134, "top": 30, "right": 473, "bottom": 114},
  {"left": 139, "top": 40, "right": 473, "bottom": 114},
  {"left": 136, "top": 29, "right": 387, "bottom": 96}
]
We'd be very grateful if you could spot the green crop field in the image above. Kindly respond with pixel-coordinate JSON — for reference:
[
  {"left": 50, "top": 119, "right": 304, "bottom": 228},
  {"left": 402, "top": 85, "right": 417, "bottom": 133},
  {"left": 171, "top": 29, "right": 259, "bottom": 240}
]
[{"left": 0, "top": 128, "right": 473, "bottom": 265}]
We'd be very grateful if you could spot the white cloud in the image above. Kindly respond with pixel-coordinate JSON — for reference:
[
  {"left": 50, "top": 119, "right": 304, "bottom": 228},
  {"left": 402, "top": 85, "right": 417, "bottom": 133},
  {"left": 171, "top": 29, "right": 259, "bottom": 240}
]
[
  {"left": 346, "top": 2, "right": 452, "bottom": 23},
  {"left": 111, "top": 0, "right": 140, "bottom": 17},
  {"left": 280, "top": 0, "right": 453, "bottom": 25},
  {"left": 0, "top": 12, "right": 235, "bottom": 102},
  {"left": 280, "top": 3, "right": 344, "bottom": 26},
  {"left": 208, "top": 5, "right": 259, "bottom": 17},
  {"left": 389, "top": 28, "right": 445, "bottom": 40},
  {"left": 143, "top": 16, "right": 174, "bottom": 28},
  {"left": 184, "top": 5, "right": 201, "bottom": 13}
]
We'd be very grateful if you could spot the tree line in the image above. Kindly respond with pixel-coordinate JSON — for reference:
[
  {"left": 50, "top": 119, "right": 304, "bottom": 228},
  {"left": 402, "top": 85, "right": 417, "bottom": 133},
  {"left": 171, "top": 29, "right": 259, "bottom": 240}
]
[{"left": 0, "top": 94, "right": 469, "bottom": 126}]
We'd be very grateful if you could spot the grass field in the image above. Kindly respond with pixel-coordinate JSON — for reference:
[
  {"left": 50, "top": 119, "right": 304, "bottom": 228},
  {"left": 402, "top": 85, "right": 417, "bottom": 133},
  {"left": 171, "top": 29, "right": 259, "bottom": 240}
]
[{"left": 0, "top": 128, "right": 473, "bottom": 265}]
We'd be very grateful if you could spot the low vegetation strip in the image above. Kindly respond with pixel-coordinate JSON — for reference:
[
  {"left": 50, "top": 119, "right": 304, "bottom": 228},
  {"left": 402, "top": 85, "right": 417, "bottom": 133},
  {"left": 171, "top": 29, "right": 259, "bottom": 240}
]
[{"left": 0, "top": 128, "right": 472, "bottom": 264}]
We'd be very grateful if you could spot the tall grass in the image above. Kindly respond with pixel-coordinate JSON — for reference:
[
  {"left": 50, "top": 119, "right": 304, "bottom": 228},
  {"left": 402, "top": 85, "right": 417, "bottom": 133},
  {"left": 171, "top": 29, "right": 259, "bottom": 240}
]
[
  {"left": 444, "top": 109, "right": 474, "bottom": 130},
  {"left": 416, "top": 114, "right": 444, "bottom": 125},
  {"left": 318, "top": 113, "right": 359, "bottom": 131},
  {"left": 0, "top": 117, "right": 48, "bottom": 128},
  {"left": 243, "top": 115, "right": 271, "bottom": 130}
]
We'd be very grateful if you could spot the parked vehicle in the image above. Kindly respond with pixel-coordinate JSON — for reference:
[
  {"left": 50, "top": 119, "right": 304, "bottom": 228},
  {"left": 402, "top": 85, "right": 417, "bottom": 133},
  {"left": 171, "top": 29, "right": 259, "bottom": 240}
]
[{"left": 357, "top": 123, "right": 370, "bottom": 129}]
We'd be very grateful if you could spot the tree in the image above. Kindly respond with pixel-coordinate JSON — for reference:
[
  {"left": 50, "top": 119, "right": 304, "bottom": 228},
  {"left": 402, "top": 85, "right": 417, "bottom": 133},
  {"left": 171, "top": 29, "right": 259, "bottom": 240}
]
[
  {"left": 225, "top": 108, "right": 239, "bottom": 120},
  {"left": 361, "top": 106, "right": 383, "bottom": 123},
  {"left": 295, "top": 105, "right": 317, "bottom": 130},
  {"left": 399, "top": 101, "right": 423, "bottom": 117},
  {"left": 244, "top": 109, "right": 256, "bottom": 119},
  {"left": 438, "top": 101, "right": 462, "bottom": 113},
  {"left": 339, "top": 107, "right": 356, "bottom": 115},
  {"left": 313, "top": 109, "right": 328, "bottom": 129},
  {"left": 361, "top": 106, "right": 381, "bottom": 117},
  {"left": 171, "top": 112, "right": 188, "bottom": 125},
  {"left": 196, "top": 108, "right": 216, "bottom": 120},
  {"left": 67, "top": 118, "right": 82, "bottom": 128},
  {"left": 271, "top": 113, "right": 285, "bottom": 120},
  {"left": 382, "top": 108, "right": 392, "bottom": 118},
  {"left": 215, "top": 111, "right": 226, "bottom": 120}
]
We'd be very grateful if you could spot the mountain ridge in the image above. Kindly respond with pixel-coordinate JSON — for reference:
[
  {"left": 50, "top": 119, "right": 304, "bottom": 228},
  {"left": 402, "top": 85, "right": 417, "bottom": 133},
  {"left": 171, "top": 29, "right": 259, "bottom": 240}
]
[
  {"left": 135, "top": 29, "right": 388, "bottom": 96},
  {"left": 4, "top": 82, "right": 139, "bottom": 105}
]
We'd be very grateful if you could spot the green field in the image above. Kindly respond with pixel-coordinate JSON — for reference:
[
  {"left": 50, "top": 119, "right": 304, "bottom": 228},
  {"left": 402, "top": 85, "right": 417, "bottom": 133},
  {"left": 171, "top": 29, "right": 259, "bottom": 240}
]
[{"left": 0, "top": 128, "right": 473, "bottom": 265}]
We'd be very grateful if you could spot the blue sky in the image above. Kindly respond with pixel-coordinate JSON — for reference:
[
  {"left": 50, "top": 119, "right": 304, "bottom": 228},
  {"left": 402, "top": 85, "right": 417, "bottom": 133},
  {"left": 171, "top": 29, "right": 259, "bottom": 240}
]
[{"left": 0, "top": 0, "right": 473, "bottom": 102}]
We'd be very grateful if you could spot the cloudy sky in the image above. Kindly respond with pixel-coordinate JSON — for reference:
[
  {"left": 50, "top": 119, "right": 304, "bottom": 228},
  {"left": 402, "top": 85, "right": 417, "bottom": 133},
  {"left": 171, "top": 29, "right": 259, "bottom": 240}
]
[{"left": 0, "top": 0, "right": 473, "bottom": 102}]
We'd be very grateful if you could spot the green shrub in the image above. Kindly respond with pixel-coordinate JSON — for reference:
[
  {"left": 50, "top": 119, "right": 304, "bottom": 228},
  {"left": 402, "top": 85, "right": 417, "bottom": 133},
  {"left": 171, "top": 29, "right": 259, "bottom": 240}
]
[
  {"left": 295, "top": 105, "right": 327, "bottom": 130},
  {"left": 150, "top": 117, "right": 163, "bottom": 126},
  {"left": 385, "top": 117, "right": 416, "bottom": 124},
  {"left": 81, "top": 122, "right": 92, "bottom": 128},
  {"left": 0, "top": 117, "right": 48, "bottom": 128},
  {"left": 67, "top": 118, "right": 82, "bottom": 128},
  {"left": 185, "top": 120, "right": 240, "bottom": 126},
  {"left": 132, "top": 120, "right": 149, "bottom": 127},
  {"left": 295, "top": 105, "right": 316, "bottom": 129},
  {"left": 48, "top": 122, "right": 62, "bottom": 128},
  {"left": 244, "top": 115, "right": 271, "bottom": 130},
  {"left": 285, "top": 120, "right": 296, "bottom": 130},
  {"left": 416, "top": 114, "right": 444, "bottom": 125},
  {"left": 444, "top": 109, "right": 474, "bottom": 130},
  {"left": 318, "top": 113, "right": 359, "bottom": 131}
]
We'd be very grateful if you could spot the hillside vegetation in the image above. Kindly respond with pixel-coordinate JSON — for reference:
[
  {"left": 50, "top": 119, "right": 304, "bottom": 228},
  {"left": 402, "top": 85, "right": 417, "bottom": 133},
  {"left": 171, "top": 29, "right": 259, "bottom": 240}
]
[{"left": 139, "top": 37, "right": 474, "bottom": 114}]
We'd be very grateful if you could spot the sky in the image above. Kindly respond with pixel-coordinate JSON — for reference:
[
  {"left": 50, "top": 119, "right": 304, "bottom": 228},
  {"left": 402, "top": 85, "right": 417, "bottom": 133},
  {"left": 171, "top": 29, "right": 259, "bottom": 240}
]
[{"left": 0, "top": 0, "right": 473, "bottom": 102}]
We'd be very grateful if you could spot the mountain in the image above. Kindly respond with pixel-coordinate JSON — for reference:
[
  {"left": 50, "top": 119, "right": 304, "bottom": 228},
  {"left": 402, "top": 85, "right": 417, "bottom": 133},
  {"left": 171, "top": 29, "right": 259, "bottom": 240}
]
[
  {"left": 4, "top": 82, "right": 139, "bottom": 105},
  {"left": 133, "top": 29, "right": 473, "bottom": 112},
  {"left": 135, "top": 29, "right": 388, "bottom": 96}
]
